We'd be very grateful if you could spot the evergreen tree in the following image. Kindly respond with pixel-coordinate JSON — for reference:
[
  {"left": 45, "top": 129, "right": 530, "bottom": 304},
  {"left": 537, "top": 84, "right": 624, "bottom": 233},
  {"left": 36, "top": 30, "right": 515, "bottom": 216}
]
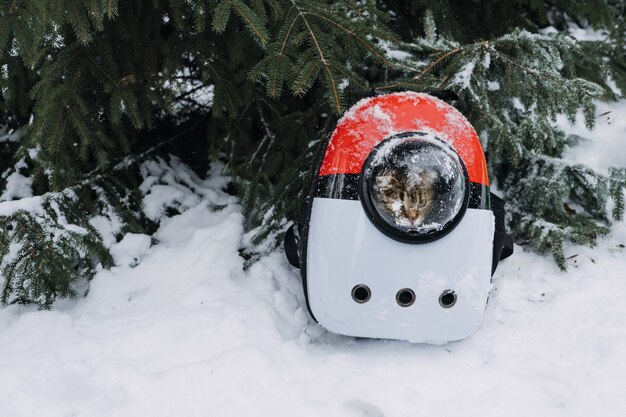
[
  {"left": 378, "top": 2, "right": 626, "bottom": 267},
  {"left": 380, "top": 13, "right": 620, "bottom": 268},
  {"left": 0, "top": 0, "right": 625, "bottom": 307}
]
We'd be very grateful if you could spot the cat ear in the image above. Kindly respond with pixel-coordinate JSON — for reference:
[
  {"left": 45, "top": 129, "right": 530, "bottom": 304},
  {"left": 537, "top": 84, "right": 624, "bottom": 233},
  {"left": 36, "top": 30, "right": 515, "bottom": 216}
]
[
  {"left": 375, "top": 175, "right": 394, "bottom": 188},
  {"left": 420, "top": 170, "right": 438, "bottom": 185}
]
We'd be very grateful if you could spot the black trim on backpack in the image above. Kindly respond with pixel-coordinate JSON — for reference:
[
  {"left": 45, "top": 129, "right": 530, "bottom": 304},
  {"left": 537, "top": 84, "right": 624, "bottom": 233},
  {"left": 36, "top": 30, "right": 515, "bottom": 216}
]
[{"left": 490, "top": 192, "right": 514, "bottom": 276}]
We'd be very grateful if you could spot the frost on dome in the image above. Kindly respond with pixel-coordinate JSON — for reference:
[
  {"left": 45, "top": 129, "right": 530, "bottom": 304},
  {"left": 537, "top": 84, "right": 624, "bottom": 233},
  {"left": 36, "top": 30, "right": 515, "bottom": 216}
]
[
  {"left": 326, "top": 92, "right": 481, "bottom": 177},
  {"left": 441, "top": 111, "right": 476, "bottom": 165},
  {"left": 363, "top": 104, "right": 394, "bottom": 126},
  {"left": 336, "top": 91, "right": 425, "bottom": 126},
  {"left": 364, "top": 133, "right": 466, "bottom": 234},
  {"left": 337, "top": 100, "right": 396, "bottom": 133}
]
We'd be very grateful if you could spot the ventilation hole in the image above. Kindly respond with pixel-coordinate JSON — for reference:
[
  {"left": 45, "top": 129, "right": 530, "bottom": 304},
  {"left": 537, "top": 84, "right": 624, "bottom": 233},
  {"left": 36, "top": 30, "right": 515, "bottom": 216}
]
[
  {"left": 439, "top": 290, "right": 457, "bottom": 308},
  {"left": 351, "top": 285, "right": 371, "bottom": 303},
  {"left": 396, "top": 288, "right": 415, "bottom": 307}
]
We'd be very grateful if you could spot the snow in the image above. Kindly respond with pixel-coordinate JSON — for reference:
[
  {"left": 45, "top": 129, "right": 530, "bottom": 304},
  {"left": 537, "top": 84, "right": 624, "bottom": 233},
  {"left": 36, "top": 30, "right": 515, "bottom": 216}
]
[
  {"left": 379, "top": 40, "right": 412, "bottom": 61},
  {"left": 0, "top": 171, "right": 33, "bottom": 201},
  {"left": 567, "top": 26, "right": 609, "bottom": 42},
  {"left": 1, "top": 104, "right": 626, "bottom": 415},
  {"left": 2, "top": 181, "right": 626, "bottom": 416},
  {"left": 165, "top": 71, "right": 214, "bottom": 112},
  {"left": 140, "top": 156, "right": 234, "bottom": 221},
  {"left": 89, "top": 214, "right": 123, "bottom": 248},
  {"left": 487, "top": 80, "right": 501, "bottom": 91},
  {"left": 0, "top": 126, "right": 19, "bottom": 143},
  {"left": 108, "top": 233, "right": 152, "bottom": 267},
  {"left": 452, "top": 59, "right": 477, "bottom": 89},
  {"left": 0, "top": 195, "right": 43, "bottom": 217},
  {"left": 560, "top": 100, "right": 626, "bottom": 174}
]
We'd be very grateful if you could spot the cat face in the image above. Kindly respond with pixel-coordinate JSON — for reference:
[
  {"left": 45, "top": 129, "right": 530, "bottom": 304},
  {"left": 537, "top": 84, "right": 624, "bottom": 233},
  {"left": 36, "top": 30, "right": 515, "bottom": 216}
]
[{"left": 373, "top": 167, "right": 438, "bottom": 227}]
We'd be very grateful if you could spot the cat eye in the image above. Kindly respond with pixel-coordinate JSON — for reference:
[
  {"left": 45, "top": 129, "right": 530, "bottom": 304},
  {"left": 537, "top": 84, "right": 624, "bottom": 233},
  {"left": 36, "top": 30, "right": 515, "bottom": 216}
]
[{"left": 359, "top": 132, "right": 470, "bottom": 243}]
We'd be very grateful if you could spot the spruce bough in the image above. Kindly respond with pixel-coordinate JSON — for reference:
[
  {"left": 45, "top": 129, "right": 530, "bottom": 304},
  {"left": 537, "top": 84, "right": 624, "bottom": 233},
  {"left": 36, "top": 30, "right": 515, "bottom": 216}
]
[{"left": 0, "top": 0, "right": 625, "bottom": 307}]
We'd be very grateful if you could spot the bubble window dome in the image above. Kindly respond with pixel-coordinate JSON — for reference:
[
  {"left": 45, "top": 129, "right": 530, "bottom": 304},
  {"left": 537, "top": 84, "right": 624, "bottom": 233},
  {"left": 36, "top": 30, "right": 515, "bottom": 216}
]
[{"left": 360, "top": 132, "right": 470, "bottom": 243}]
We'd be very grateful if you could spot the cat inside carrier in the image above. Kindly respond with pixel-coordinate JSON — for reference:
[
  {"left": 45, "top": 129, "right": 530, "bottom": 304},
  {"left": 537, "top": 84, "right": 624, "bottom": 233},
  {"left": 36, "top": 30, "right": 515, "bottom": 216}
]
[{"left": 284, "top": 91, "right": 513, "bottom": 344}]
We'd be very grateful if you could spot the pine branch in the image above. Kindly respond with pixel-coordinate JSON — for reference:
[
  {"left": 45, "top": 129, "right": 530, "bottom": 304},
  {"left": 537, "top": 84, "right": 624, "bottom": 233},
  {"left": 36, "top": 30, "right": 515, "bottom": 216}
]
[
  {"left": 231, "top": 0, "right": 269, "bottom": 46},
  {"left": 609, "top": 168, "right": 626, "bottom": 221},
  {"left": 0, "top": 117, "right": 207, "bottom": 308},
  {"left": 303, "top": 10, "right": 394, "bottom": 68},
  {"left": 212, "top": 1, "right": 232, "bottom": 33},
  {"left": 69, "top": 0, "right": 94, "bottom": 45},
  {"left": 394, "top": 18, "right": 621, "bottom": 268},
  {"left": 268, "top": 9, "right": 299, "bottom": 97},
  {"left": 102, "top": 0, "right": 118, "bottom": 19},
  {"left": 413, "top": 46, "right": 464, "bottom": 80},
  {"left": 293, "top": 2, "right": 342, "bottom": 113}
]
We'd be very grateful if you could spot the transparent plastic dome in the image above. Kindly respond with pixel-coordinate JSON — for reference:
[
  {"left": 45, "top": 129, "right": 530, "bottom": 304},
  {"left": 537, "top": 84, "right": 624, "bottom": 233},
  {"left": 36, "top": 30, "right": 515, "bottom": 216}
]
[{"left": 362, "top": 134, "right": 467, "bottom": 237}]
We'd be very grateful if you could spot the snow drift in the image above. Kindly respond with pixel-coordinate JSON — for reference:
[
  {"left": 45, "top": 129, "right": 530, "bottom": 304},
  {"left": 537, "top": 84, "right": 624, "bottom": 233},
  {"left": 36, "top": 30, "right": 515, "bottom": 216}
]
[{"left": 0, "top": 103, "right": 626, "bottom": 416}]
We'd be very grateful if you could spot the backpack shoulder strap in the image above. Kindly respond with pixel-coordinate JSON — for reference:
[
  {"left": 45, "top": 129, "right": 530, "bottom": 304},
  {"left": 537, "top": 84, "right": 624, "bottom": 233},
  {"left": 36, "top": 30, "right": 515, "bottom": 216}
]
[{"left": 490, "top": 192, "right": 514, "bottom": 275}]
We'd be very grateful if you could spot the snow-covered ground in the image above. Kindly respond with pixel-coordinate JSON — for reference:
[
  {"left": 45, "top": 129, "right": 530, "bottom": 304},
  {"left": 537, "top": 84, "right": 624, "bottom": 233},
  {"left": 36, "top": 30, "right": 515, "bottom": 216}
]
[{"left": 1, "top": 104, "right": 626, "bottom": 417}]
